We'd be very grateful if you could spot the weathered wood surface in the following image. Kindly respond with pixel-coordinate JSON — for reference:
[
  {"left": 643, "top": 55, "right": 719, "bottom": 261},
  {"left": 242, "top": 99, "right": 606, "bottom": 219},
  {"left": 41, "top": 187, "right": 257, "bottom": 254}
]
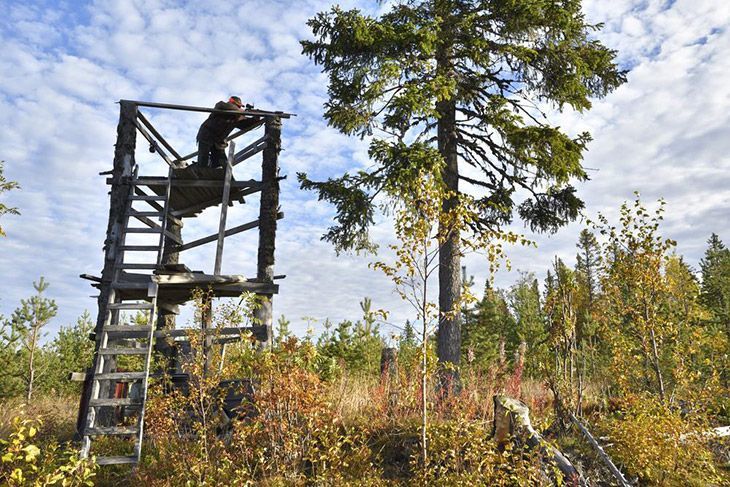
[
  {"left": 176, "top": 212, "right": 283, "bottom": 252},
  {"left": 147, "top": 165, "right": 257, "bottom": 218},
  {"left": 254, "top": 117, "right": 282, "bottom": 348},
  {"left": 493, "top": 395, "right": 584, "bottom": 486},
  {"left": 233, "top": 136, "right": 268, "bottom": 165},
  {"left": 124, "top": 99, "right": 294, "bottom": 118},
  {"left": 77, "top": 101, "right": 138, "bottom": 438},
  {"left": 215, "top": 144, "right": 235, "bottom": 275},
  {"left": 569, "top": 413, "right": 630, "bottom": 487}
]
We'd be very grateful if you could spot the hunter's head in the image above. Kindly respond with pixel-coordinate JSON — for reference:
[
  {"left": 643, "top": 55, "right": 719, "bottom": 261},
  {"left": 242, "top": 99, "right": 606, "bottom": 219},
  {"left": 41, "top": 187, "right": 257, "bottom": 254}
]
[{"left": 228, "top": 96, "right": 243, "bottom": 108}]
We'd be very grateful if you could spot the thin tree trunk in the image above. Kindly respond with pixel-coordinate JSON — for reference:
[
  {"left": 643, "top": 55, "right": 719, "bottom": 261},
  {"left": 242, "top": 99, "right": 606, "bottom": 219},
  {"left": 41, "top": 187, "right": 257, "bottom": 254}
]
[
  {"left": 27, "top": 327, "right": 38, "bottom": 401},
  {"left": 421, "top": 239, "right": 428, "bottom": 468},
  {"left": 649, "top": 328, "right": 666, "bottom": 402}
]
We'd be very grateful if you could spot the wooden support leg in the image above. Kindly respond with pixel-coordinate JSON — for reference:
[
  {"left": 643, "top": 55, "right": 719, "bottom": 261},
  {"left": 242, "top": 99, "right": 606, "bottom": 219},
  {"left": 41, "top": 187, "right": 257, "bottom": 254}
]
[{"left": 254, "top": 117, "right": 281, "bottom": 349}]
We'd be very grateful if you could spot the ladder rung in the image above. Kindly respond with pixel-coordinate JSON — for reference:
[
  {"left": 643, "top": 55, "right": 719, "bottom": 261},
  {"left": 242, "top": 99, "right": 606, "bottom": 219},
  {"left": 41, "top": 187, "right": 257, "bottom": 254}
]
[
  {"left": 118, "top": 264, "right": 159, "bottom": 270},
  {"left": 131, "top": 179, "right": 170, "bottom": 187},
  {"left": 128, "top": 211, "right": 163, "bottom": 217},
  {"left": 89, "top": 397, "right": 142, "bottom": 407},
  {"left": 119, "top": 245, "right": 159, "bottom": 251},
  {"left": 98, "top": 347, "right": 148, "bottom": 355},
  {"left": 125, "top": 228, "right": 162, "bottom": 233},
  {"left": 86, "top": 426, "right": 139, "bottom": 436},
  {"left": 104, "top": 325, "right": 153, "bottom": 334},
  {"left": 108, "top": 302, "right": 153, "bottom": 310},
  {"left": 95, "top": 372, "right": 147, "bottom": 381},
  {"left": 130, "top": 195, "right": 165, "bottom": 201},
  {"left": 96, "top": 456, "right": 138, "bottom": 466}
]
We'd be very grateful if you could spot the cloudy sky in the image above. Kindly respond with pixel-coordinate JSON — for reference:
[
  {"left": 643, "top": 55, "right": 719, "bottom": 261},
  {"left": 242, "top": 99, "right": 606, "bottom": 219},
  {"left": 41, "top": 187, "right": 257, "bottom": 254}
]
[{"left": 0, "top": 0, "right": 728, "bottom": 339}]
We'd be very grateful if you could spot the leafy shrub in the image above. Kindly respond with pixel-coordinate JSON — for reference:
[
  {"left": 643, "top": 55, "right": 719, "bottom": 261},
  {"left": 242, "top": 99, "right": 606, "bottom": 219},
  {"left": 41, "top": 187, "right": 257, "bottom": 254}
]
[
  {"left": 597, "top": 395, "right": 727, "bottom": 486},
  {"left": 0, "top": 416, "right": 96, "bottom": 486}
]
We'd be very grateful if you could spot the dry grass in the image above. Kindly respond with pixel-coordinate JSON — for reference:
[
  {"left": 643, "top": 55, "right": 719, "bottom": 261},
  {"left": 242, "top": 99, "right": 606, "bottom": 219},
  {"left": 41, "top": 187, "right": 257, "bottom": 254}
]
[{"left": 0, "top": 394, "right": 78, "bottom": 442}]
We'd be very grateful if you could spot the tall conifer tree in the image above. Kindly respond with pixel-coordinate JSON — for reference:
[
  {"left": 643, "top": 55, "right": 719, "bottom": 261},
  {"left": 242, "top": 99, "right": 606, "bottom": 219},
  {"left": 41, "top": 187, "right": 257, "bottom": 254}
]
[{"left": 301, "top": 0, "right": 625, "bottom": 388}]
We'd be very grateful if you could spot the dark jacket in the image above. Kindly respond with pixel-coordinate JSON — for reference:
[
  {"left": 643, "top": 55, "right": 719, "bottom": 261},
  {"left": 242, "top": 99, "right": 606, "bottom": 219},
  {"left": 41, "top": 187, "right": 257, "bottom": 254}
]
[{"left": 196, "top": 101, "right": 260, "bottom": 148}]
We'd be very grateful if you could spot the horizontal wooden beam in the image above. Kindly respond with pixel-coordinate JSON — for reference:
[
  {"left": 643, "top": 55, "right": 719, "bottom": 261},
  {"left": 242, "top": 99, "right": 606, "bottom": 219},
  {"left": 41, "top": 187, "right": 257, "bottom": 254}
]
[
  {"left": 233, "top": 135, "right": 268, "bottom": 165},
  {"left": 122, "top": 99, "right": 294, "bottom": 118},
  {"left": 80, "top": 273, "right": 102, "bottom": 283},
  {"left": 114, "top": 177, "right": 261, "bottom": 189},
  {"left": 175, "top": 212, "right": 283, "bottom": 252}
]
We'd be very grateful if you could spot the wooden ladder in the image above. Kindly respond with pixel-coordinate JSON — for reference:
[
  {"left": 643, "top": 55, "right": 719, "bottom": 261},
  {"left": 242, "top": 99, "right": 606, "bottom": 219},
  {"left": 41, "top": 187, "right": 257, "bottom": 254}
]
[{"left": 80, "top": 166, "right": 174, "bottom": 466}]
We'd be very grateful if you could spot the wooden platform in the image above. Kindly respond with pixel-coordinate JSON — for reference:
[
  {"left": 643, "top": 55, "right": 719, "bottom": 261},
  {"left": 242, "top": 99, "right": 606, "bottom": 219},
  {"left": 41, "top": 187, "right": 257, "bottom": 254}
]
[
  {"left": 148, "top": 165, "right": 261, "bottom": 218},
  {"left": 114, "top": 270, "right": 278, "bottom": 304}
]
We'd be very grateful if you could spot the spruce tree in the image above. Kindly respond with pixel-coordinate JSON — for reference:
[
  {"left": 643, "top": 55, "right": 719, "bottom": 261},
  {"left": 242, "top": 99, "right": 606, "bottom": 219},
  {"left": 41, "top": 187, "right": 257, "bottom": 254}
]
[
  {"left": 301, "top": 0, "right": 626, "bottom": 386},
  {"left": 699, "top": 234, "right": 730, "bottom": 332}
]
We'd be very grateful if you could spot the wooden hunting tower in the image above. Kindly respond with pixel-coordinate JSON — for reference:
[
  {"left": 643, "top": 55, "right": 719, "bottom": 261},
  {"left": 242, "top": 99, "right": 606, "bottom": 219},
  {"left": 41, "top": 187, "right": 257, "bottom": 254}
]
[{"left": 76, "top": 100, "right": 290, "bottom": 466}]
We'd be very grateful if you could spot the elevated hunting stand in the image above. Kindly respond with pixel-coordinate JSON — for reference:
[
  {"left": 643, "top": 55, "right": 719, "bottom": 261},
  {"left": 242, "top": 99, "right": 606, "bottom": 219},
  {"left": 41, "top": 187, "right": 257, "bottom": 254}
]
[{"left": 76, "top": 100, "right": 291, "bottom": 466}]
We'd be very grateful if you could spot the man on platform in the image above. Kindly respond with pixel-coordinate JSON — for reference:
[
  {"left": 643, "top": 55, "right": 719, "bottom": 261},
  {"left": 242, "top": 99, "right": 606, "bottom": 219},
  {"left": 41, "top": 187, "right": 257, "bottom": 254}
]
[{"left": 195, "top": 96, "right": 260, "bottom": 168}]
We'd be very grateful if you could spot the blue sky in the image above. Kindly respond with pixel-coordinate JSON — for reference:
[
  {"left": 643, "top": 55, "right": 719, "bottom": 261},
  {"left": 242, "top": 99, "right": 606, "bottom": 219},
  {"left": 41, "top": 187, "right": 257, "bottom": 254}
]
[{"left": 0, "top": 0, "right": 728, "bottom": 339}]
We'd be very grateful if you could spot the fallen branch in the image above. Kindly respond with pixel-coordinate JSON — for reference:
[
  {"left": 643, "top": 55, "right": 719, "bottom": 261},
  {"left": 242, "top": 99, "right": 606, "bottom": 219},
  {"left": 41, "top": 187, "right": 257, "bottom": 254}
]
[{"left": 569, "top": 413, "right": 631, "bottom": 487}]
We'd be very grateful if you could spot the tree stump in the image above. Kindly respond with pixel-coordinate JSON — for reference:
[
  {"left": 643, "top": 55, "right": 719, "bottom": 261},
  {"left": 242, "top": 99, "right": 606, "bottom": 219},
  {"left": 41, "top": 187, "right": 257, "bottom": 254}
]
[{"left": 493, "top": 395, "right": 583, "bottom": 486}]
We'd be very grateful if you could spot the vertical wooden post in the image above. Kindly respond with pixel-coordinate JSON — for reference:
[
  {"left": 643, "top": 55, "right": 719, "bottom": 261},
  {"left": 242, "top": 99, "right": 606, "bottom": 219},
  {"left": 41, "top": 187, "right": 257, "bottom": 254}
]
[
  {"left": 155, "top": 188, "right": 183, "bottom": 366},
  {"left": 214, "top": 142, "right": 235, "bottom": 276},
  {"left": 254, "top": 117, "right": 281, "bottom": 349},
  {"left": 76, "top": 101, "right": 138, "bottom": 436}
]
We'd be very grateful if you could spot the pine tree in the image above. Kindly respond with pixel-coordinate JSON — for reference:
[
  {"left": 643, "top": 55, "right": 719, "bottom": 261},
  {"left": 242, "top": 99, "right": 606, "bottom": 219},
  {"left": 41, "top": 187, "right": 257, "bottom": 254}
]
[
  {"left": 300, "top": 0, "right": 626, "bottom": 387},
  {"left": 462, "top": 280, "right": 515, "bottom": 369},
  {"left": 11, "top": 277, "right": 58, "bottom": 401},
  {"left": 699, "top": 233, "right": 730, "bottom": 332},
  {"left": 508, "top": 272, "right": 547, "bottom": 375}
]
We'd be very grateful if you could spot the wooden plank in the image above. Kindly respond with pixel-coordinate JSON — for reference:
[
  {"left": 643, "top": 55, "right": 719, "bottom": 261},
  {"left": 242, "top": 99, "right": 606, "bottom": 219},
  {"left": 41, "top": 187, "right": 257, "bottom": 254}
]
[
  {"left": 69, "top": 372, "right": 88, "bottom": 381},
  {"left": 98, "top": 348, "right": 148, "bottom": 355},
  {"left": 126, "top": 228, "right": 162, "bottom": 234},
  {"left": 86, "top": 426, "right": 138, "bottom": 436},
  {"left": 130, "top": 195, "right": 165, "bottom": 201},
  {"left": 176, "top": 212, "right": 283, "bottom": 252},
  {"left": 233, "top": 135, "right": 268, "bottom": 165},
  {"left": 124, "top": 99, "right": 294, "bottom": 118},
  {"left": 95, "top": 372, "right": 146, "bottom": 381},
  {"left": 137, "top": 111, "right": 183, "bottom": 161},
  {"left": 215, "top": 145, "right": 235, "bottom": 275},
  {"left": 108, "top": 302, "right": 153, "bottom": 310},
  {"left": 126, "top": 210, "right": 162, "bottom": 217},
  {"left": 114, "top": 177, "right": 262, "bottom": 189},
  {"left": 89, "top": 397, "right": 142, "bottom": 407},
  {"left": 80, "top": 274, "right": 102, "bottom": 283},
  {"left": 96, "top": 456, "right": 137, "bottom": 465},
  {"left": 104, "top": 325, "right": 152, "bottom": 333},
  {"left": 133, "top": 187, "right": 165, "bottom": 212},
  {"left": 119, "top": 245, "right": 159, "bottom": 252},
  {"left": 156, "top": 326, "right": 266, "bottom": 339}
]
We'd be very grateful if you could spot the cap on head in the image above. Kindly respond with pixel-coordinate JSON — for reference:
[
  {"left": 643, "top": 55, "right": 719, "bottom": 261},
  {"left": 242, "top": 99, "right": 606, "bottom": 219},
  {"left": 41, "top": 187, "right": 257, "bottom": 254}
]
[{"left": 229, "top": 96, "right": 243, "bottom": 108}]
